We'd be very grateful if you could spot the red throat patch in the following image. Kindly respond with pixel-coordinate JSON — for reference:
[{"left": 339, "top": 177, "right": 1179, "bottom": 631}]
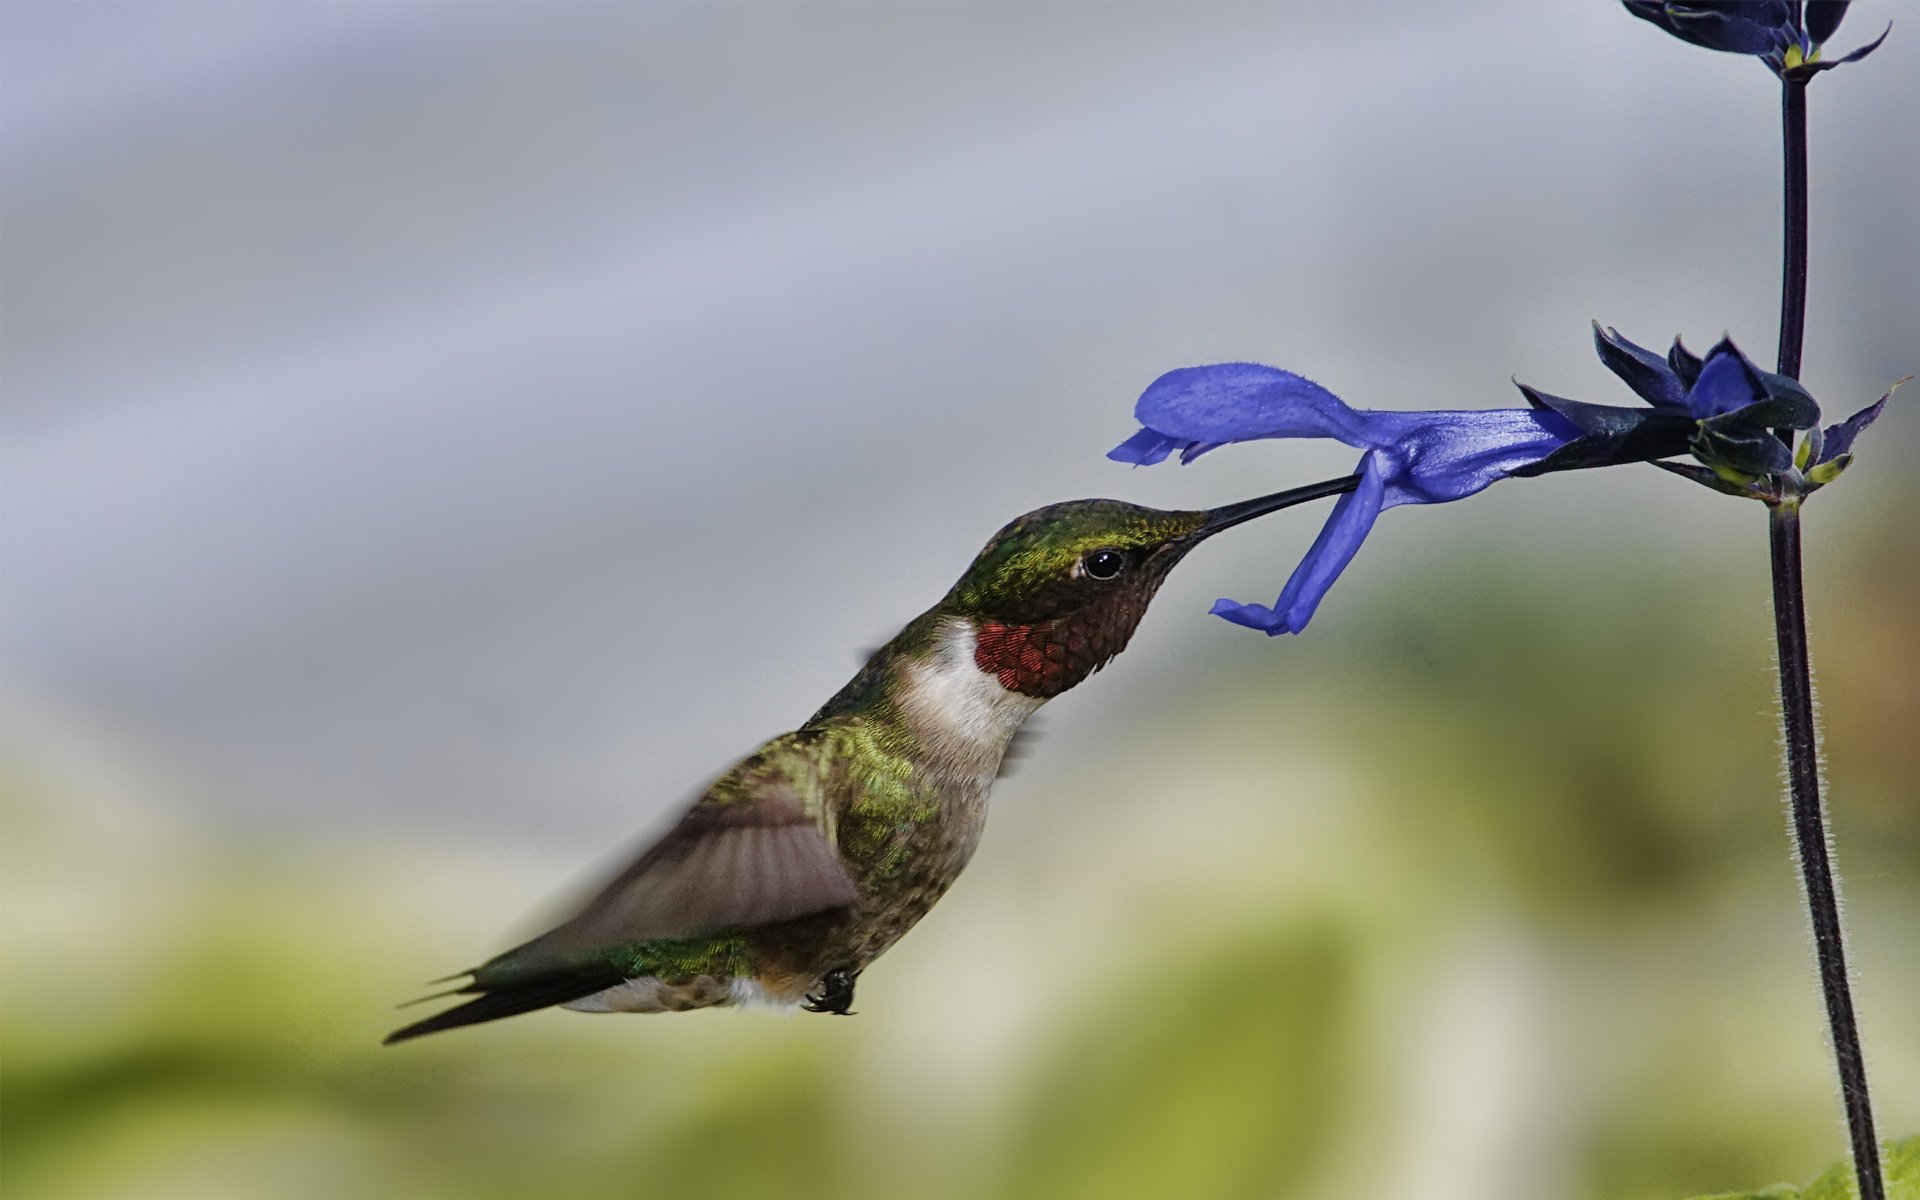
[{"left": 973, "top": 615, "right": 1135, "bottom": 698}]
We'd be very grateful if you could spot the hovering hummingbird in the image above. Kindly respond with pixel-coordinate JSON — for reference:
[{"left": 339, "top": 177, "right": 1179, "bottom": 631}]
[{"left": 386, "top": 475, "right": 1356, "bottom": 1043}]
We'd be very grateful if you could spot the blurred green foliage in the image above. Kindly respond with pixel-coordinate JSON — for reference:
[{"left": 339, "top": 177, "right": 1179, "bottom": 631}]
[{"left": 1685, "top": 1135, "right": 1919, "bottom": 1200}]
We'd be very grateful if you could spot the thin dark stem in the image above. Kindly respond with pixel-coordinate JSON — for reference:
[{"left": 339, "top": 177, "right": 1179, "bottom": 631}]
[
  {"left": 1776, "top": 76, "right": 1808, "bottom": 389},
  {"left": 1768, "top": 503, "right": 1883, "bottom": 1200},
  {"left": 1769, "top": 66, "right": 1883, "bottom": 1198}
]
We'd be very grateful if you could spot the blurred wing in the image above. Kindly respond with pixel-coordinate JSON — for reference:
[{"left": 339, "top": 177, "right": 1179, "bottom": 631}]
[
  {"left": 385, "top": 742, "right": 862, "bottom": 1044},
  {"left": 485, "top": 786, "right": 859, "bottom": 980},
  {"left": 572, "top": 789, "right": 858, "bottom": 944}
]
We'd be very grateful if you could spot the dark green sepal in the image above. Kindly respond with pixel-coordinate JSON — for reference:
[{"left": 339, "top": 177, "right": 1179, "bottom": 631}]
[
  {"left": 1750, "top": 370, "right": 1822, "bottom": 428},
  {"left": 1697, "top": 394, "right": 1819, "bottom": 442},
  {"left": 1654, "top": 459, "right": 1760, "bottom": 498},
  {"left": 1690, "top": 421, "right": 1795, "bottom": 478},
  {"left": 1509, "top": 381, "right": 1695, "bottom": 476}
]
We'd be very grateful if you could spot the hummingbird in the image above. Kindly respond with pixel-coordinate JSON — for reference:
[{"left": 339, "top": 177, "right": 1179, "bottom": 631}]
[{"left": 385, "top": 474, "right": 1356, "bottom": 1043}]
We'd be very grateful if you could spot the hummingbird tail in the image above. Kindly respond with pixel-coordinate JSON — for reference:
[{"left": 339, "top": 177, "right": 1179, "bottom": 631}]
[{"left": 382, "top": 973, "right": 619, "bottom": 1045}]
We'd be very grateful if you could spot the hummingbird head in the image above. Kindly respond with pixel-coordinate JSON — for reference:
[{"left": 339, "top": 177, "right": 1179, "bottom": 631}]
[{"left": 938, "top": 476, "right": 1357, "bottom": 698}]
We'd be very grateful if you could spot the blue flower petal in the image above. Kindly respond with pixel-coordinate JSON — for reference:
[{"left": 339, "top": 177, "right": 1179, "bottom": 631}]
[
  {"left": 1211, "top": 454, "right": 1388, "bottom": 636},
  {"left": 1207, "top": 598, "right": 1292, "bottom": 634},
  {"left": 1685, "top": 338, "right": 1767, "bottom": 418},
  {"left": 1123, "top": 360, "right": 1576, "bottom": 515},
  {"left": 1116, "top": 363, "right": 1578, "bottom": 636},
  {"left": 1377, "top": 409, "right": 1576, "bottom": 505},
  {"left": 1133, "top": 363, "right": 1399, "bottom": 450},
  {"left": 1130, "top": 363, "right": 1573, "bottom": 497}
]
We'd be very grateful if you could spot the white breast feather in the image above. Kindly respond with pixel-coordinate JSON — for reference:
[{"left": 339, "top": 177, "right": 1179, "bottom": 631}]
[{"left": 897, "top": 619, "right": 1041, "bottom": 775}]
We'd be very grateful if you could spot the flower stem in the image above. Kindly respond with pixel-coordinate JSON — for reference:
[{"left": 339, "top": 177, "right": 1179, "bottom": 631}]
[
  {"left": 1769, "top": 68, "right": 1883, "bottom": 1200},
  {"left": 1767, "top": 501, "right": 1883, "bottom": 1200},
  {"left": 1775, "top": 76, "right": 1808, "bottom": 391}
]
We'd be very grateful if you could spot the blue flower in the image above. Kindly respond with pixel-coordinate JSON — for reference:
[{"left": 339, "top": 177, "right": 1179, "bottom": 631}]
[
  {"left": 1110, "top": 367, "right": 1588, "bottom": 634},
  {"left": 1622, "top": 1, "right": 1888, "bottom": 77},
  {"left": 1109, "top": 327, "right": 1860, "bottom": 635}
]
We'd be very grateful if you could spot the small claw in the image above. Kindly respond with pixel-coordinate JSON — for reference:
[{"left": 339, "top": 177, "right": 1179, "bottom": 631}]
[{"left": 802, "top": 967, "right": 859, "bottom": 1016}]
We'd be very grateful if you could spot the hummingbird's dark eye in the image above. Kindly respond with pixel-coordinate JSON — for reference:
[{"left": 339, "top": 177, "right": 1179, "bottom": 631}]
[{"left": 1082, "top": 549, "right": 1127, "bottom": 580}]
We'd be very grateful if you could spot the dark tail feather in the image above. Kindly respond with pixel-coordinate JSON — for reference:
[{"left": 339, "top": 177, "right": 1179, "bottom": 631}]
[
  {"left": 383, "top": 974, "right": 618, "bottom": 1045},
  {"left": 396, "top": 985, "right": 470, "bottom": 1009}
]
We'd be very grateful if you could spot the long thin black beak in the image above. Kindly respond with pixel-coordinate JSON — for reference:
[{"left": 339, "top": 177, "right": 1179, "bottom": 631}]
[{"left": 1187, "top": 473, "right": 1361, "bottom": 542}]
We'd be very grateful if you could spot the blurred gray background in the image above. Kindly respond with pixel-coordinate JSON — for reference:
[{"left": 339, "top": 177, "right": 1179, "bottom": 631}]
[
  {"left": 4, "top": 1, "right": 1914, "bottom": 839},
  {"left": 2, "top": 5, "right": 1915, "bottom": 1200}
]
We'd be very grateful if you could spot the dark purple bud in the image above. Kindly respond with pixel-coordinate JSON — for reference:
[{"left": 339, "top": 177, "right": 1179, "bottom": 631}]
[
  {"left": 1625, "top": 1, "right": 1793, "bottom": 54},
  {"left": 1804, "top": 0, "right": 1851, "bottom": 43},
  {"left": 1668, "top": 336, "right": 1704, "bottom": 390},
  {"left": 1593, "top": 322, "right": 1689, "bottom": 408},
  {"left": 1509, "top": 382, "right": 1694, "bottom": 475}
]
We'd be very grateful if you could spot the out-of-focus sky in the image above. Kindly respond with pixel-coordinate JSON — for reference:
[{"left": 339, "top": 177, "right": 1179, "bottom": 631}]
[{"left": 2, "top": 5, "right": 1915, "bottom": 1200}]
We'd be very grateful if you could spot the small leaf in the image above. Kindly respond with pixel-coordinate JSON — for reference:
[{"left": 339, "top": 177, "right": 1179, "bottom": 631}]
[{"left": 1677, "top": 1133, "right": 1920, "bottom": 1200}]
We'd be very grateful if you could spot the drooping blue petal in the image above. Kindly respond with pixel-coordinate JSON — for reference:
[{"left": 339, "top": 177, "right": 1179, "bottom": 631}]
[
  {"left": 1210, "top": 454, "right": 1388, "bottom": 635},
  {"left": 1817, "top": 394, "right": 1887, "bottom": 463},
  {"left": 1685, "top": 338, "right": 1768, "bottom": 418},
  {"left": 1594, "top": 323, "right": 1689, "bottom": 408}
]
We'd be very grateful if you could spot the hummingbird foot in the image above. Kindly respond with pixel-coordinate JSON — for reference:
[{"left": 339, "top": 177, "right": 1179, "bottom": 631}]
[{"left": 802, "top": 968, "right": 859, "bottom": 1015}]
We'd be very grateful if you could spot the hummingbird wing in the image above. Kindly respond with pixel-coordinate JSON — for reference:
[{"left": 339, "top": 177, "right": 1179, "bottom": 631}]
[
  {"left": 385, "top": 736, "right": 859, "bottom": 1043},
  {"left": 498, "top": 782, "right": 859, "bottom": 976}
]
